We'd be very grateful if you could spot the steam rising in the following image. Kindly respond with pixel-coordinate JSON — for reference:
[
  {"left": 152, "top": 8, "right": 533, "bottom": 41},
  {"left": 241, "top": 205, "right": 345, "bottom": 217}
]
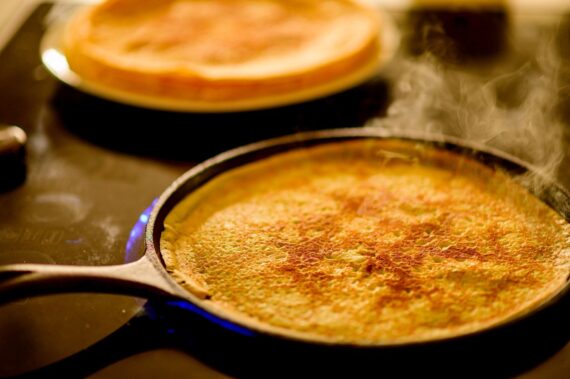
[{"left": 366, "top": 23, "right": 566, "bottom": 195}]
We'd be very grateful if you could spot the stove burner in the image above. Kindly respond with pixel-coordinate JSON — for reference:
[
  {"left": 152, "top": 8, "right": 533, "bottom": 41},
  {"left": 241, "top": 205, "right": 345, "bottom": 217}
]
[{"left": 125, "top": 199, "right": 156, "bottom": 263}]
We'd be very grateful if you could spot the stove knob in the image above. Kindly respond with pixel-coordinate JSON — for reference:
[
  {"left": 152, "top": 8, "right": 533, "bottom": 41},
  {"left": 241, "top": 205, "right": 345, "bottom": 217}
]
[{"left": 0, "top": 125, "right": 27, "bottom": 191}]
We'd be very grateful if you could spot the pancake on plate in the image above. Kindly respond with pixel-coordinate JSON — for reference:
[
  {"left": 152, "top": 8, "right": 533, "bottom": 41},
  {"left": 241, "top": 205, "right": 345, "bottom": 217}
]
[
  {"left": 63, "top": 0, "right": 381, "bottom": 103},
  {"left": 161, "top": 140, "right": 570, "bottom": 344}
]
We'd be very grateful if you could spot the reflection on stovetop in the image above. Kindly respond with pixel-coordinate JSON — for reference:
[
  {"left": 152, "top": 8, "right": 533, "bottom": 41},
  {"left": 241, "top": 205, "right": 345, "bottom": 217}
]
[
  {"left": 50, "top": 76, "right": 389, "bottom": 162},
  {"left": 0, "top": 2, "right": 568, "bottom": 378}
]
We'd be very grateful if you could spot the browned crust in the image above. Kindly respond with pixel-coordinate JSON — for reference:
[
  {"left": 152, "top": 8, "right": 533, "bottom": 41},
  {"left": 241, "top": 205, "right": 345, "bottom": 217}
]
[
  {"left": 63, "top": 0, "right": 381, "bottom": 102},
  {"left": 161, "top": 140, "right": 570, "bottom": 344}
]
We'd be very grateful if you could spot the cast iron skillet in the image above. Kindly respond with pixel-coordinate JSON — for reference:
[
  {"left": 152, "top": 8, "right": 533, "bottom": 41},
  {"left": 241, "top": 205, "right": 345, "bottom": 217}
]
[{"left": 0, "top": 128, "right": 569, "bottom": 378}]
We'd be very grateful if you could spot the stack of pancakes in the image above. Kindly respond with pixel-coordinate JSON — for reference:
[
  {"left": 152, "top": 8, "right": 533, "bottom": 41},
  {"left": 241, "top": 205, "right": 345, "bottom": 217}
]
[{"left": 63, "top": 0, "right": 381, "bottom": 102}]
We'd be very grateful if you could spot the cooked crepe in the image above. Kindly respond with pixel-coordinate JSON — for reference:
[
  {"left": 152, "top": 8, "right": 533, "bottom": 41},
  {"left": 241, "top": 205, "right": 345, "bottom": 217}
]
[
  {"left": 63, "top": 0, "right": 380, "bottom": 102},
  {"left": 413, "top": 0, "right": 505, "bottom": 7},
  {"left": 161, "top": 140, "right": 570, "bottom": 344}
]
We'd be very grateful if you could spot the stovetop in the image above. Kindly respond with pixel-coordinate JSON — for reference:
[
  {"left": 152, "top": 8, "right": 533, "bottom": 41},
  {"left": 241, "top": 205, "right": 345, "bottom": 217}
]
[{"left": 0, "top": 2, "right": 568, "bottom": 378}]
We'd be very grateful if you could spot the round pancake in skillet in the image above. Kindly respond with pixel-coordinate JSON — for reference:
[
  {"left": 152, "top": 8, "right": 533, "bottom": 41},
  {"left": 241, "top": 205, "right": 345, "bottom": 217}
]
[
  {"left": 161, "top": 140, "right": 570, "bottom": 344},
  {"left": 63, "top": 0, "right": 380, "bottom": 102}
]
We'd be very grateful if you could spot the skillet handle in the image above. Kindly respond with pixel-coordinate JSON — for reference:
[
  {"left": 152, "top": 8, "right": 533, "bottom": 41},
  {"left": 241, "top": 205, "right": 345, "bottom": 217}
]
[{"left": 0, "top": 255, "right": 186, "bottom": 304}]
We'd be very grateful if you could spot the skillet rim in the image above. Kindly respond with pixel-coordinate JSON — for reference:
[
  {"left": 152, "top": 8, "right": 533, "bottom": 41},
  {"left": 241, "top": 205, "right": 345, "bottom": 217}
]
[{"left": 144, "top": 127, "right": 570, "bottom": 348}]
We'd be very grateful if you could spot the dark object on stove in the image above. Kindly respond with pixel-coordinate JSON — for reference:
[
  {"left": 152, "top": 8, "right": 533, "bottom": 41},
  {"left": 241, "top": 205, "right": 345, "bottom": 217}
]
[
  {"left": 557, "top": 12, "right": 570, "bottom": 61},
  {"left": 407, "top": 5, "right": 509, "bottom": 62},
  {"left": 0, "top": 129, "right": 568, "bottom": 378},
  {"left": 0, "top": 125, "right": 27, "bottom": 191},
  {"left": 556, "top": 12, "right": 570, "bottom": 125}
]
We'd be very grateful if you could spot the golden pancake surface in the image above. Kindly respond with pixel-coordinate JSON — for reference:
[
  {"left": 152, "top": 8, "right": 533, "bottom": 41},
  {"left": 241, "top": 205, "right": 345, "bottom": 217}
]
[
  {"left": 161, "top": 140, "right": 570, "bottom": 344},
  {"left": 64, "top": 0, "right": 381, "bottom": 102}
]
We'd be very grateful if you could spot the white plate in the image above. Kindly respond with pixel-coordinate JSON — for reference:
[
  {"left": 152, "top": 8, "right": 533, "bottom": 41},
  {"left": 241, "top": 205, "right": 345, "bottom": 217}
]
[{"left": 40, "top": 8, "right": 400, "bottom": 113}]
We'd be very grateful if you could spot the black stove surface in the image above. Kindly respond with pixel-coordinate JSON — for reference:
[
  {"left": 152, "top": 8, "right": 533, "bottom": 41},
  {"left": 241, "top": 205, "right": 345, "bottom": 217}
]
[{"left": 0, "top": 2, "right": 568, "bottom": 378}]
